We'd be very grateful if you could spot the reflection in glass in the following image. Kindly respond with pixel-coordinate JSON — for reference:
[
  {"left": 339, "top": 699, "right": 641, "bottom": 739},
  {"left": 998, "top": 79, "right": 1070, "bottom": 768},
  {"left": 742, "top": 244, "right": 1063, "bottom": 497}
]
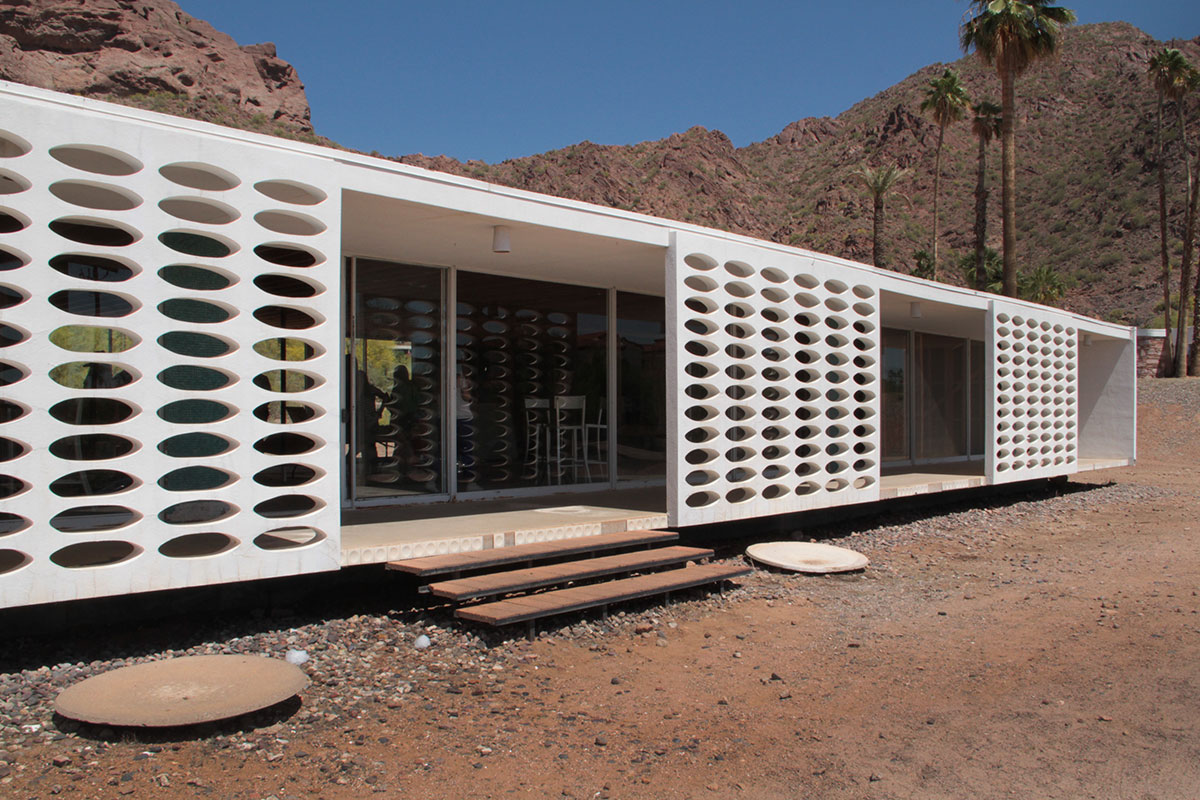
[
  {"left": 915, "top": 332, "right": 967, "bottom": 460},
  {"left": 880, "top": 328, "right": 909, "bottom": 461},
  {"left": 456, "top": 272, "right": 607, "bottom": 491},
  {"left": 351, "top": 260, "right": 443, "bottom": 498},
  {"left": 970, "top": 340, "right": 985, "bottom": 456},
  {"left": 617, "top": 292, "right": 666, "bottom": 480}
]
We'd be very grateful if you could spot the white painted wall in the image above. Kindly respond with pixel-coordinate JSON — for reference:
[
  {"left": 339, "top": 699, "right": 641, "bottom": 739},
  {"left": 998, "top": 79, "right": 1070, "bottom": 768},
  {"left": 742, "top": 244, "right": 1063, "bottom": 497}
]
[{"left": 1077, "top": 330, "right": 1137, "bottom": 461}]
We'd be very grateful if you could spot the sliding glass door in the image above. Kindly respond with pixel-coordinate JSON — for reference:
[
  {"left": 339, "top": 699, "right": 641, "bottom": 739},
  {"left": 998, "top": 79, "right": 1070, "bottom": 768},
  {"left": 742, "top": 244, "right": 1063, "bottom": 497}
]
[
  {"left": 616, "top": 291, "right": 666, "bottom": 480},
  {"left": 881, "top": 328, "right": 910, "bottom": 462},
  {"left": 347, "top": 259, "right": 445, "bottom": 502},
  {"left": 345, "top": 260, "right": 664, "bottom": 506},
  {"left": 455, "top": 271, "right": 608, "bottom": 492},
  {"left": 881, "top": 328, "right": 987, "bottom": 467},
  {"left": 915, "top": 333, "right": 968, "bottom": 460}
]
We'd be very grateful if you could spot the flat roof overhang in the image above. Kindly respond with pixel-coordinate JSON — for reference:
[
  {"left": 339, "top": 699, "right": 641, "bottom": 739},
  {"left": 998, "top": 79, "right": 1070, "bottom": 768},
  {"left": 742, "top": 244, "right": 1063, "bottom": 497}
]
[
  {"left": 341, "top": 190, "right": 668, "bottom": 295},
  {"left": 879, "top": 290, "right": 988, "bottom": 340}
]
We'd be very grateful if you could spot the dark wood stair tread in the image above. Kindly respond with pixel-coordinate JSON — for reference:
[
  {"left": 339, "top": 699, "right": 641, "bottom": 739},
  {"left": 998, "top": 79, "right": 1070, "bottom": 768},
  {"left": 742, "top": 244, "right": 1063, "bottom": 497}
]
[
  {"left": 426, "top": 545, "right": 714, "bottom": 601},
  {"left": 385, "top": 529, "right": 678, "bottom": 576},
  {"left": 454, "top": 562, "right": 751, "bottom": 626}
]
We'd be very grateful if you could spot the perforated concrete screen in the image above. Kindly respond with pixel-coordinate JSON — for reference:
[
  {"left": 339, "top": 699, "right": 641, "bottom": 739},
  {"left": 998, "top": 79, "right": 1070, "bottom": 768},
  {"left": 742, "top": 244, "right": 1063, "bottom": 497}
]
[
  {"left": 987, "top": 301, "right": 1079, "bottom": 483},
  {"left": 667, "top": 232, "right": 882, "bottom": 527},
  {"left": 0, "top": 90, "right": 341, "bottom": 606}
]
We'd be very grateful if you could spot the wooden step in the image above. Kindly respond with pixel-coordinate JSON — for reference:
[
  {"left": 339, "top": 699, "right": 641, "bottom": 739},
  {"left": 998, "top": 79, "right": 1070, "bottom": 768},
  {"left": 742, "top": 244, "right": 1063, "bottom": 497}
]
[
  {"left": 386, "top": 529, "right": 678, "bottom": 577},
  {"left": 426, "top": 545, "right": 715, "bottom": 601},
  {"left": 454, "top": 562, "right": 751, "bottom": 626}
]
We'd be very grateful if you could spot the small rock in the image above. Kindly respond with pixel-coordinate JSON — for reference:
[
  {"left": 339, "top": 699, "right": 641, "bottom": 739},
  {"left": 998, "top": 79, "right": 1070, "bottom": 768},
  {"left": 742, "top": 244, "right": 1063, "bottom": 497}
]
[
  {"left": 593, "top": 736, "right": 607, "bottom": 747},
  {"left": 51, "top": 755, "right": 71, "bottom": 768}
]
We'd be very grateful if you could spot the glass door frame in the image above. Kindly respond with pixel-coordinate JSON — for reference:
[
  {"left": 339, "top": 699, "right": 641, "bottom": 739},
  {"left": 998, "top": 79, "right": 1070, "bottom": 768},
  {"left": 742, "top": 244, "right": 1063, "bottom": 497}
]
[
  {"left": 612, "top": 289, "right": 668, "bottom": 489},
  {"left": 882, "top": 327, "right": 986, "bottom": 471},
  {"left": 343, "top": 256, "right": 662, "bottom": 508},
  {"left": 343, "top": 255, "right": 452, "bottom": 509}
]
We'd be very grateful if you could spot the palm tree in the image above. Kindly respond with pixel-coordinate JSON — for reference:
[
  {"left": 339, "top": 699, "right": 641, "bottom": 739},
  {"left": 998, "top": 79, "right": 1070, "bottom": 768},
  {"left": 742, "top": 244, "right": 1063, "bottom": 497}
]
[
  {"left": 1019, "top": 264, "right": 1066, "bottom": 305},
  {"left": 960, "top": 247, "right": 1003, "bottom": 293},
  {"left": 1179, "top": 67, "right": 1200, "bottom": 376},
  {"left": 962, "top": 0, "right": 1076, "bottom": 297},
  {"left": 1147, "top": 48, "right": 1192, "bottom": 374},
  {"left": 853, "top": 164, "right": 910, "bottom": 269},
  {"left": 970, "top": 100, "right": 1002, "bottom": 292},
  {"left": 920, "top": 69, "right": 971, "bottom": 278}
]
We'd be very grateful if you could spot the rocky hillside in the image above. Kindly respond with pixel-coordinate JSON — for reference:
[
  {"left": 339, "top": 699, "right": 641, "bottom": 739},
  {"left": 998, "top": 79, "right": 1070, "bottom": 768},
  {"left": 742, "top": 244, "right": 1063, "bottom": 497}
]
[
  {"left": 403, "top": 23, "right": 1200, "bottom": 325},
  {"left": 1, "top": 3, "right": 1196, "bottom": 323},
  {"left": 0, "top": 0, "right": 314, "bottom": 135}
]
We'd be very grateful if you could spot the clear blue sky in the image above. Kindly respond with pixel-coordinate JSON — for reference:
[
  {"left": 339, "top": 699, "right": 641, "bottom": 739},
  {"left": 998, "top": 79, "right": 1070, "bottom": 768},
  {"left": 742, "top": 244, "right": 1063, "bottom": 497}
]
[{"left": 184, "top": 1, "right": 1197, "bottom": 163}]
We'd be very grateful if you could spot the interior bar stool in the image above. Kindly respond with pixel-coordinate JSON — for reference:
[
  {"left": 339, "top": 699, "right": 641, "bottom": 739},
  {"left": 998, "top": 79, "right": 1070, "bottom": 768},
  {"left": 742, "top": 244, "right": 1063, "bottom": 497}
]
[
  {"left": 522, "top": 397, "right": 550, "bottom": 483},
  {"left": 554, "top": 395, "right": 589, "bottom": 484}
]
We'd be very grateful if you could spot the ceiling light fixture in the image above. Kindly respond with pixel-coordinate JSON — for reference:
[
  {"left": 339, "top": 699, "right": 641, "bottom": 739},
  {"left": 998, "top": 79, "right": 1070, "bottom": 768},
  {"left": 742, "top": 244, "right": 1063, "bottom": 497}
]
[
  {"left": 492, "top": 225, "right": 511, "bottom": 254},
  {"left": 909, "top": 301, "right": 922, "bottom": 319}
]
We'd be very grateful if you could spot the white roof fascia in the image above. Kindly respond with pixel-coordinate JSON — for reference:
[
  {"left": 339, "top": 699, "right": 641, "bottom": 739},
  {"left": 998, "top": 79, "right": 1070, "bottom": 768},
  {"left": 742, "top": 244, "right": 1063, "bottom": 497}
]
[{"left": 2, "top": 79, "right": 1134, "bottom": 337}]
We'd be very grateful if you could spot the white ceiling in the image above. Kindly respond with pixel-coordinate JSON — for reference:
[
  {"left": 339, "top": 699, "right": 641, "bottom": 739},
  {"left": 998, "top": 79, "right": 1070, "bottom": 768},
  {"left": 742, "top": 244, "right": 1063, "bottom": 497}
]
[
  {"left": 341, "top": 191, "right": 668, "bottom": 296},
  {"left": 879, "top": 290, "right": 987, "bottom": 340}
]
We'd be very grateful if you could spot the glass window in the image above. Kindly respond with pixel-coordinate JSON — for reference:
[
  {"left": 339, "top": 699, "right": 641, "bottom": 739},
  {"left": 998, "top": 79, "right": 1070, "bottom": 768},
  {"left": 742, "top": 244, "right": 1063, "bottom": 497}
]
[
  {"left": 617, "top": 291, "right": 666, "bottom": 480},
  {"left": 915, "top": 332, "right": 967, "bottom": 460},
  {"left": 970, "top": 340, "right": 985, "bottom": 456},
  {"left": 456, "top": 272, "right": 607, "bottom": 491},
  {"left": 350, "top": 259, "right": 444, "bottom": 500},
  {"left": 881, "top": 328, "right": 909, "bottom": 462}
]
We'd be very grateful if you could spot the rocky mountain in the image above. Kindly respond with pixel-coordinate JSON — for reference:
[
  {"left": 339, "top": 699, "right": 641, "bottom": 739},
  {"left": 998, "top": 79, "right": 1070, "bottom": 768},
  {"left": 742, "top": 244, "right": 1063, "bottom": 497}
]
[
  {"left": 403, "top": 23, "right": 1200, "bottom": 325},
  {"left": 0, "top": 0, "right": 312, "bottom": 132},
  {"left": 1, "top": 2, "right": 1196, "bottom": 324}
]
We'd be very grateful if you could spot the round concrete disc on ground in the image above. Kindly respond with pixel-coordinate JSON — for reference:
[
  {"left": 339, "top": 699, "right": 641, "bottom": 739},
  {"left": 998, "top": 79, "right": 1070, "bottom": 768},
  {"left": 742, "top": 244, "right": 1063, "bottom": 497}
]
[
  {"left": 746, "top": 541, "right": 869, "bottom": 574},
  {"left": 55, "top": 655, "right": 308, "bottom": 727}
]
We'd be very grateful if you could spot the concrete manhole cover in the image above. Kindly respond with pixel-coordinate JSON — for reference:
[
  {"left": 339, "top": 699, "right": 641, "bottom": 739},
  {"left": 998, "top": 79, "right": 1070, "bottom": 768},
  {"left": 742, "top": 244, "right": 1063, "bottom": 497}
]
[
  {"left": 55, "top": 655, "right": 309, "bottom": 727},
  {"left": 746, "top": 541, "right": 869, "bottom": 574}
]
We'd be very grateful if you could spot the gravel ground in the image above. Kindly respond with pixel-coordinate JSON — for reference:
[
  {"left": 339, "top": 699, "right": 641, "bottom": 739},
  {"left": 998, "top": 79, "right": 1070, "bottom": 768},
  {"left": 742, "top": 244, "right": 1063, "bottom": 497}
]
[
  {"left": 1136, "top": 375, "right": 1200, "bottom": 406},
  {"left": 0, "top": 477, "right": 1177, "bottom": 759}
]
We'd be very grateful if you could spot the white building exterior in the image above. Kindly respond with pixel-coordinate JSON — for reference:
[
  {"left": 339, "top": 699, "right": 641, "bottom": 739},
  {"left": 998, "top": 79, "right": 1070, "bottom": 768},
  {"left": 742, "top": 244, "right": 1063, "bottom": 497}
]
[{"left": 0, "top": 82, "right": 1136, "bottom": 609}]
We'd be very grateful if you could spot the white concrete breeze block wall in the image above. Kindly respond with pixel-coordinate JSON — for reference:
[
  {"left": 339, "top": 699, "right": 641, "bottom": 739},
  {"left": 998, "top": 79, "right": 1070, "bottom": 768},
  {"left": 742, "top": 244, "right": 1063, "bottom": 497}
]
[
  {"left": 0, "top": 92, "right": 342, "bottom": 606},
  {"left": 986, "top": 300, "right": 1080, "bottom": 484},
  {"left": 668, "top": 231, "right": 882, "bottom": 526}
]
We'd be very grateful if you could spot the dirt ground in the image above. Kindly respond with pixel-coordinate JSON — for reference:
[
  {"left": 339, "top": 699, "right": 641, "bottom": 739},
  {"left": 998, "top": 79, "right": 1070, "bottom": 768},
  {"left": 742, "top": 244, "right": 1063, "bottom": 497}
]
[{"left": 4, "top": 379, "right": 1199, "bottom": 799}]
